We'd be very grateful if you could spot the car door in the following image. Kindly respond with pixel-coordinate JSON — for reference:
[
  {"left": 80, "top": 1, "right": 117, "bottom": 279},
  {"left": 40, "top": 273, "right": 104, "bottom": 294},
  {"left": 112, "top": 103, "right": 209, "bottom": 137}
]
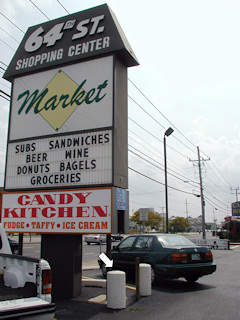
[
  {"left": 130, "top": 236, "right": 154, "bottom": 268},
  {"left": 112, "top": 236, "right": 136, "bottom": 272}
]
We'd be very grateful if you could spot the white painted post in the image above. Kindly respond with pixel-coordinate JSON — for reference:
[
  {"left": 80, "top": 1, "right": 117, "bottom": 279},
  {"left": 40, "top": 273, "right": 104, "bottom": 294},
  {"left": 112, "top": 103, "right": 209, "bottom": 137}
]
[
  {"left": 139, "top": 263, "right": 151, "bottom": 296},
  {"left": 107, "top": 270, "right": 126, "bottom": 309}
]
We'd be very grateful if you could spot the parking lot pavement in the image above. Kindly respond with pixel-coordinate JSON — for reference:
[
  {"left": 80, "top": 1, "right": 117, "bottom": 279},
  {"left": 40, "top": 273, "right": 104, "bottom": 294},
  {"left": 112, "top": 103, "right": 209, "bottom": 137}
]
[{"left": 54, "top": 283, "right": 165, "bottom": 320}]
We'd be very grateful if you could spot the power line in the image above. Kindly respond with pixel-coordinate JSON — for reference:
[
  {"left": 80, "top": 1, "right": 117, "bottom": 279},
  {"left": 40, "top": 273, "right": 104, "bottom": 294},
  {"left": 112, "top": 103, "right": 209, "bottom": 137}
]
[
  {"left": 0, "top": 61, "right": 8, "bottom": 67},
  {"left": 128, "top": 78, "right": 198, "bottom": 155},
  {"left": 128, "top": 130, "right": 196, "bottom": 182},
  {"left": 29, "top": 0, "right": 50, "bottom": 20},
  {"left": 56, "top": 0, "right": 70, "bottom": 14},
  {"left": 0, "top": 12, "right": 24, "bottom": 33},
  {"left": 129, "top": 117, "right": 188, "bottom": 159},
  {"left": 0, "top": 38, "right": 15, "bottom": 51},
  {"left": 129, "top": 146, "right": 199, "bottom": 187},
  {"left": 206, "top": 161, "right": 231, "bottom": 188},
  {"left": 129, "top": 167, "right": 195, "bottom": 196},
  {"left": 0, "top": 27, "right": 20, "bottom": 43}
]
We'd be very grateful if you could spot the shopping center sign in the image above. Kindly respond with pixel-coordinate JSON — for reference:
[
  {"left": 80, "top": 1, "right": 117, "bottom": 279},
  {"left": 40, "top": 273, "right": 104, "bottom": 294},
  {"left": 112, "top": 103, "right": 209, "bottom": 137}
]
[{"left": 3, "top": 4, "right": 138, "bottom": 81}]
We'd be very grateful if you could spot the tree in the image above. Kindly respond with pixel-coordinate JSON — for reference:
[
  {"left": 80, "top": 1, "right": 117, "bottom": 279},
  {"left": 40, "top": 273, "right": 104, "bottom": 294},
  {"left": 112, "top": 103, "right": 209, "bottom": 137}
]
[
  {"left": 169, "top": 217, "right": 190, "bottom": 232},
  {"left": 130, "top": 210, "right": 162, "bottom": 229}
]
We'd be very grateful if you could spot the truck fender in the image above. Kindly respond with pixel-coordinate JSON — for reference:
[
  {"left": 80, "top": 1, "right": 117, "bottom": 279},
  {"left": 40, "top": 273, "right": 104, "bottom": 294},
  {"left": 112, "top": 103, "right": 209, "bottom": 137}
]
[{"left": 0, "top": 224, "right": 12, "bottom": 254}]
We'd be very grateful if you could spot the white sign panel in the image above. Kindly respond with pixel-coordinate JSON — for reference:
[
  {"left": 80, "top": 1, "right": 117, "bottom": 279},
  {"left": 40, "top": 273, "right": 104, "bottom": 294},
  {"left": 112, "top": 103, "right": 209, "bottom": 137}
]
[
  {"left": 9, "top": 56, "right": 113, "bottom": 140},
  {"left": 192, "top": 239, "right": 229, "bottom": 250},
  {"left": 5, "top": 130, "right": 112, "bottom": 189},
  {"left": 139, "top": 208, "right": 150, "bottom": 221},
  {"left": 1, "top": 188, "right": 112, "bottom": 234}
]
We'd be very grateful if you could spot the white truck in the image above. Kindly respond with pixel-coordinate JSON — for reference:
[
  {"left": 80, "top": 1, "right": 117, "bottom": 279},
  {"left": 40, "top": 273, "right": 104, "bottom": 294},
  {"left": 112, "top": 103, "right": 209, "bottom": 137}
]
[{"left": 0, "top": 224, "right": 55, "bottom": 319}]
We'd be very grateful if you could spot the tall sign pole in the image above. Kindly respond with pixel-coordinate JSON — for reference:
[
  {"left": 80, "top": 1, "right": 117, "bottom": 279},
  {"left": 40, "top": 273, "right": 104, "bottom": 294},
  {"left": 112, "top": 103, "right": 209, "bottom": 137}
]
[{"left": 1, "top": 4, "right": 139, "bottom": 299}]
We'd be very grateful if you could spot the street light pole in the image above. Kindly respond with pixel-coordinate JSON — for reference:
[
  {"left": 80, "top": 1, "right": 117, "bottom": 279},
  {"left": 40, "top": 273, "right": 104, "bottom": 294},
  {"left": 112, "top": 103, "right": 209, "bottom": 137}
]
[{"left": 164, "top": 127, "right": 174, "bottom": 233}]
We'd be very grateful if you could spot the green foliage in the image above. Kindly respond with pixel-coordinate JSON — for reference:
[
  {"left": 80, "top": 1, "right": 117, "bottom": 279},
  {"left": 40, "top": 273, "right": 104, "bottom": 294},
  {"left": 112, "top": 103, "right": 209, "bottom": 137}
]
[
  {"left": 169, "top": 217, "right": 190, "bottom": 232},
  {"left": 130, "top": 210, "right": 162, "bottom": 229}
]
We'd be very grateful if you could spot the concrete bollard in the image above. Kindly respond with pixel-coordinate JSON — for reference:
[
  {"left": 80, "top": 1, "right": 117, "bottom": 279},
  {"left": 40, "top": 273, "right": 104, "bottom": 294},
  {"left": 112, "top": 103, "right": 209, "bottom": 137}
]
[
  {"left": 107, "top": 270, "right": 126, "bottom": 309},
  {"left": 139, "top": 263, "right": 151, "bottom": 296}
]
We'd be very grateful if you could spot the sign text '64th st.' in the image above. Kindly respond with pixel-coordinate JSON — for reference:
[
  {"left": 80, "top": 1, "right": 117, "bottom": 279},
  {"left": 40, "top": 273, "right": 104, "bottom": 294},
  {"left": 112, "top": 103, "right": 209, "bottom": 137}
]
[{"left": 1, "top": 188, "right": 112, "bottom": 234}]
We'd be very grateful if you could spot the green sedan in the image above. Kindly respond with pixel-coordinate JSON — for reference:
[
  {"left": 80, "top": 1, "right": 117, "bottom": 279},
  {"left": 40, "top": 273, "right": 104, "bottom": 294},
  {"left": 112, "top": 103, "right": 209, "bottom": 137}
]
[{"left": 98, "top": 234, "right": 216, "bottom": 284}]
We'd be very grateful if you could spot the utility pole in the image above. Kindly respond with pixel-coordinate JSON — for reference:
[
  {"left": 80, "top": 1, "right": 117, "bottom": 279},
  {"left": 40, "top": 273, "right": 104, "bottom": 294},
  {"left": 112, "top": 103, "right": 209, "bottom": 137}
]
[
  {"left": 189, "top": 146, "right": 210, "bottom": 239},
  {"left": 185, "top": 199, "right": 188, "bottom": 220},
  {"left": 231, "top": 187, "right": 240, "bottom": 202}
]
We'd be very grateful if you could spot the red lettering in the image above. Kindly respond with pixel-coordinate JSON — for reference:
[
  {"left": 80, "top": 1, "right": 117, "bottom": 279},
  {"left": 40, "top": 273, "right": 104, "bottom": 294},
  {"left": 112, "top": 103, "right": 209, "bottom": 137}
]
[
  {"left": 4, "top": 208, "right": 26, "bottom": 218},
  {"left": 41, "top": 207, "right": 55, "bottom": 218},
  {"left": 76, "top": 206, "right": 89, "bottom": 217},
  {"left": 18, "top": 195, "right": 30, "bottom": 205},
  {"left": 59, "top": 194, "right": 73, "bottom": 204},
  {"left": 74, "top": 192, "right": 92, "bottom": 204},
  {"left": 28, "top": 207, "right": 39, "bottom": 218},
  {"left": 58, "top": 207, "right": 73, "bottom": 218},
  {"left": 31, "top": 195, "right": 45, "bottom": 205},
  {"left": 101, "top": 222, "right": 108, "bottom": 229},
  {"left": 92, "top": 206, "right": 108, "bottom": 217},
  {"left": 43, "top": 194, "right": 56, "bottom": 204}
]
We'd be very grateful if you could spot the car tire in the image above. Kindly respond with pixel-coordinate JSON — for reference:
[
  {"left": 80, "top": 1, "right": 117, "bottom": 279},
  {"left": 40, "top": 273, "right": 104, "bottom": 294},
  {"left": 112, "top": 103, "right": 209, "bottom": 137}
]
[
  {"left": 185, "top": 275, "right": 199, "bottom": 283},
  {"left": 101, "top": 264, "right": 107, "bottom": 278},
  {"left": 87, "top": 243, "right": 90, "bottom": 245},
  {"left": 151, "top": 265, "right": 158, "bottom": 285},
  {"left": 12, "top": 248, "right": 19, "bottom": 255}
]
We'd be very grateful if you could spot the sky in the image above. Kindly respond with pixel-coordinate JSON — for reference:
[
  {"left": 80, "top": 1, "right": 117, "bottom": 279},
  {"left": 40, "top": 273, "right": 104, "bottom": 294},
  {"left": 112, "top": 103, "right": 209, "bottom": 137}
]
[{"left": 0, "top": 0, "right": 240, "bottom": 225}]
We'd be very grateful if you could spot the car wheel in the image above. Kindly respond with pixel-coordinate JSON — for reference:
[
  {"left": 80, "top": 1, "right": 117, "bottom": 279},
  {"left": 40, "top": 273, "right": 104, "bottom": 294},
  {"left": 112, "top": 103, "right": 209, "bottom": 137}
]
[
  {"left": 101, "top": 264, "right": 107, "bottom": 278},
  {"left": 12, "top": 248, "right": 19, "bottom": 255},
  {"left": 185, "top": 275, "right": 199, "bottom": 283},
  {"left": 151, "top": 265, "right": 157, "bottom": 284},
  {"left": 87, "top": 243, "right": 90, "bottom": 245}
]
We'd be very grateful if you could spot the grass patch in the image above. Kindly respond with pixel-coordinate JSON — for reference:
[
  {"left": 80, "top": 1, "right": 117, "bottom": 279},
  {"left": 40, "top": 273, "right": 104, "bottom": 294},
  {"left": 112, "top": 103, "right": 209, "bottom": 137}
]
[{"left": 128, "top": 307, "right": 142, "bottom": 312}]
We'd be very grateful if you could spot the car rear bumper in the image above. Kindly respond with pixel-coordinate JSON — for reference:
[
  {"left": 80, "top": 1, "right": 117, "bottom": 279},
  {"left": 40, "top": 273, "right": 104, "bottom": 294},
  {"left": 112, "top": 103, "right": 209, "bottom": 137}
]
[
  {"left": 155, "top": 263, "right": 217, "bottom": 278},
  {"left": 85, "top": 240, "right": 100, "bottom": 244}
]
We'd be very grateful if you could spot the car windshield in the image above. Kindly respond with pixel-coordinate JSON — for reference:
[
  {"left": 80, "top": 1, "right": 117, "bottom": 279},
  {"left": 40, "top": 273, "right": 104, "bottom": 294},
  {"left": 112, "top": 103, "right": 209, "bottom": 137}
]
[{"left": 158, "top": 235, "right": 196, "bottom": 248}]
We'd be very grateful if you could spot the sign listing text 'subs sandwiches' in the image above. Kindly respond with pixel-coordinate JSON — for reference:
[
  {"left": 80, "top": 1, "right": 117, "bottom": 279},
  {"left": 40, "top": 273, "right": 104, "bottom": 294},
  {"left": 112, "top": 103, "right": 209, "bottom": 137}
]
[{"left": 5, "top": 130, "right": 112, "bottom": 190}]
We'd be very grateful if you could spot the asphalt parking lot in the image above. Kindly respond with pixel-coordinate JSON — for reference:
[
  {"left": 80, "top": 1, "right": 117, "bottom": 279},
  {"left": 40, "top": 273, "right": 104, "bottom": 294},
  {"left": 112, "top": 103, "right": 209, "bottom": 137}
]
[{"left": 53, "top": 244, "right": 240, "bottom": 320}]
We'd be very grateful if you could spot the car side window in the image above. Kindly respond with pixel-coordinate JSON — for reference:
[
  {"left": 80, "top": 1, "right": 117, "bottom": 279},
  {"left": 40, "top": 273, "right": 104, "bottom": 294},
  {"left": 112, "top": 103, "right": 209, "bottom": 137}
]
[
  {"left": 118, "top": 236, "right": 136, "bottom": 250},
  {"left": 134, "top": 237, "right": 153, "bottom": 250}
]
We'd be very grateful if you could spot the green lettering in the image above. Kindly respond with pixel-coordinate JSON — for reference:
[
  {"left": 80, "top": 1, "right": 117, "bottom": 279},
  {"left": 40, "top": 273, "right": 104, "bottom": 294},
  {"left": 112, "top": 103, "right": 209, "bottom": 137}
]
[
  {"left": 58, "top": 94, "right": 71, "bottom": 109},
  {"left": 17, "top": 88, "right": 48, "bottom": 114},
  {"left": 95, "top": 80, "right": 108, "bottom": 102},
  {"left": 41, "top": 95, "right": 59, "bottom": 112},
  {"left": 70, "top": 80, "right": 87, "bottom": 106},
  {"left": 85, "top": 88, "right": 95, "bottom": 104}
]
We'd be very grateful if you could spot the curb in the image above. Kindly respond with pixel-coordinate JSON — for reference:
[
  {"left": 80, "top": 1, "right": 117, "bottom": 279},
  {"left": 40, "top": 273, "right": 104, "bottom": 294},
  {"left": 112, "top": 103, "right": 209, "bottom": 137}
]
[
  {"left": 82, "top": 278, "right": 106, "bottom": 288},
  {"left": 82, "top": 265, "right": 99, "bottom": 270}
]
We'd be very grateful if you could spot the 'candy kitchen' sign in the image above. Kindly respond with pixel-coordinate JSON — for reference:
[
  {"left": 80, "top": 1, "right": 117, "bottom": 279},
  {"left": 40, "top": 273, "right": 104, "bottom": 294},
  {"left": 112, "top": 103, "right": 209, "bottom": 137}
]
[{"left": 1, "top": 188, "right": 112, "bottom": 234}]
